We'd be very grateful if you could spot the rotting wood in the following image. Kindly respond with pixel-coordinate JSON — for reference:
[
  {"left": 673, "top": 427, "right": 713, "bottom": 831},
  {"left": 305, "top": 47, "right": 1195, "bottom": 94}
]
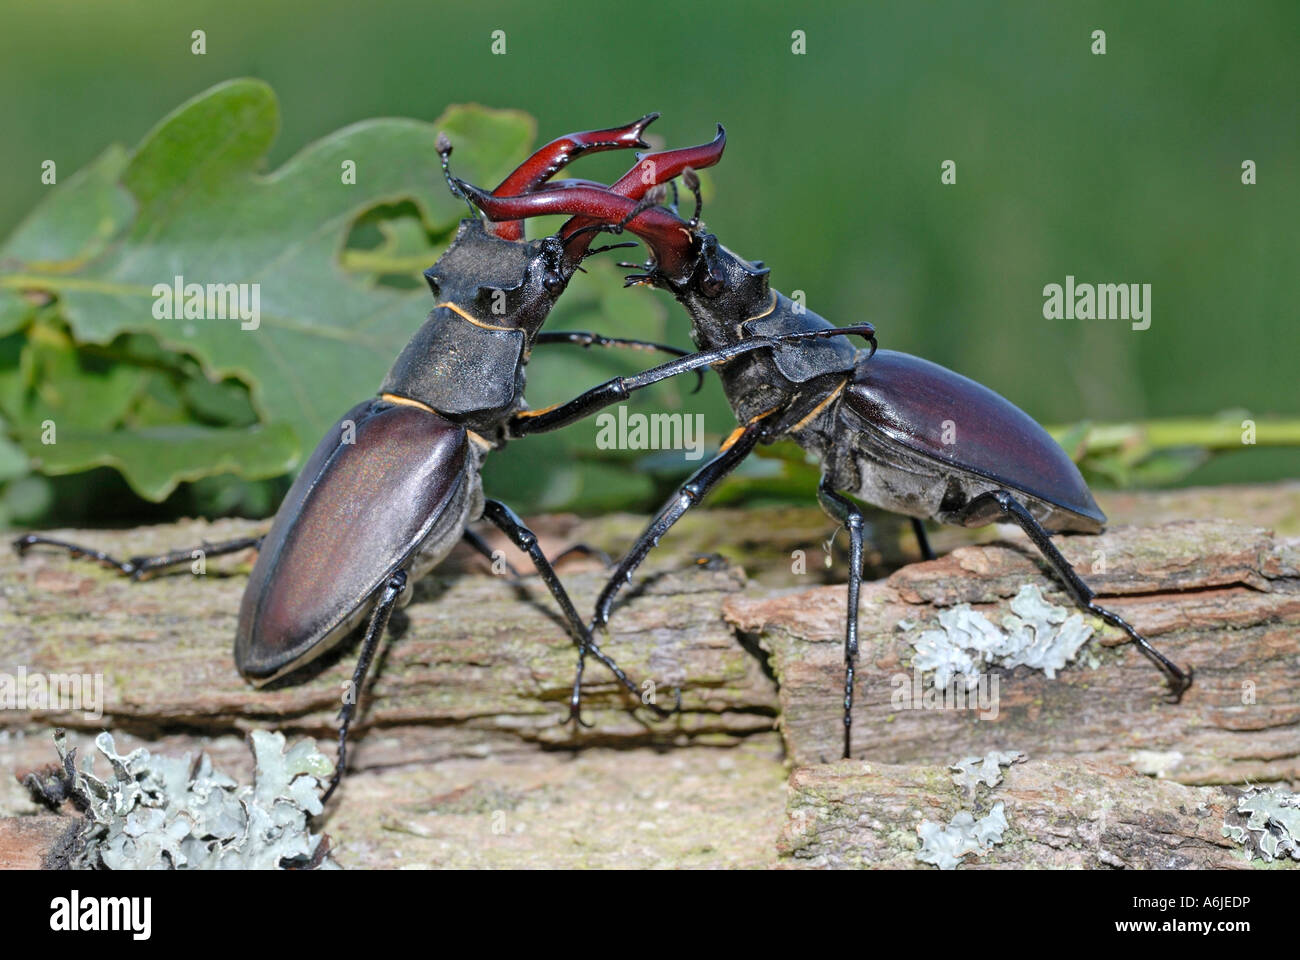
[
  {"left": 2, "top": 482, "right": 1298, "bottom": 868},
  {"left": 779, "top": 756, "right": 1291, "bottom": 869},
  {"left": 726, "top": 519, "right": 1300, "bottom": 785}
]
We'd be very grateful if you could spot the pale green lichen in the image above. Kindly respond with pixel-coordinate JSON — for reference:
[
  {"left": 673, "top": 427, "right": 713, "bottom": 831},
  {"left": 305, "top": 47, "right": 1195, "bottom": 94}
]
[
  {"left": 1129, "top": 749, "right": 1185, "bottom": 779},
  {"left": 1222, "top": 786, "right": 1300, "bottom": 863},
  {"left": 907, "top": 584, "right": 1092, "bottom": 689},
  {"left": 916, "top": 802, "right": 1009, "bottom": 870},
  {"left": 44, "top": 729, "right": 337, "bottom": 870},
  {"left": 950, "top": 750, "right": 1026, "bottom": 797},
  {"left": 916, "top": 750, "right": 1023, "bottom": 869}
]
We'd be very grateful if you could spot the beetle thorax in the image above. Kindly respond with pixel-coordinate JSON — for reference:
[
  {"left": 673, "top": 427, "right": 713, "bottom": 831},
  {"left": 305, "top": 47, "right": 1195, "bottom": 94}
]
[{"left": 379, "top": 220, "right": 575, "bottom": 429}]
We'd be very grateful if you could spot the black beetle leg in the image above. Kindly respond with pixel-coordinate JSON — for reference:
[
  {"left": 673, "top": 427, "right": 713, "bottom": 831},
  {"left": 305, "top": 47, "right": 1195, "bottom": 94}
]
[
  {"left": 910, "top": 517, "right": 935, "bottom": 562},
  {"left": 507, "top": 325, "right": 874, "bottom": 439},
  {"left": 460, "top": 528, "right": 524, "bottom": 578},
  {"left": 464, "top": 527, "right": 612, "bottom": 576},
  {"left": 323, "top": 568, "right": 407, "bottom": 804},
  {"left": 592, "top": 420, "right": 766, "bottom": 632},
  {"left": 13, "top": 533, "right": 264, "bottom": 580},
  {"left": 547, "top": 543, "right": 614, "bottom": 568},
  {"left": 479, "top": 499, "right": 671, "bottom": 725},
  {"left": 816, "top": 481, "right": 866, "bottom": 761},
  {"left": 533, "top": 330, "right": 705, "bottom": 393},
  {"left": 964, "top": 490, "right": 1193, "bottom": 701}
]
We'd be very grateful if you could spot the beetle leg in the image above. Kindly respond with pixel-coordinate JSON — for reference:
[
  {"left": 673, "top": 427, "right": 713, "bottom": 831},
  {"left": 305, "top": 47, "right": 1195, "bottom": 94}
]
[
  {"left": 910, "top": 517, "right": 936, "bottom": 561},
  {"left": 461, "top": 527, "right": 523, "bottom": 578},
  {"left": 592, "top": 420, "right": 766, "bottom": 633},
  {"left": 323, "top": 568, "right": 407, "bottom": 804},
  {"left": 508, "top": 324, "right": 875, "bottom": 439},
  {"left": 548, "top": 543, "right": 614, "bottom": 568},
  {"left": 963, "top": 490, "right": 1193, "bottom": 702},
  {"left": 12, "top": 533, "right": 263, "bottom": 581},
  {"left": 479, "top": 499, "right": 672, "bottom": 725},
  {"left": 532, "top": 331, "right": 705, "bottom": 393},
  {"left": 816, "top": 481, "right": 866, "bottom": 760},
  {"left": 465, "top": 526, "right": 612, "bottom": 575}
]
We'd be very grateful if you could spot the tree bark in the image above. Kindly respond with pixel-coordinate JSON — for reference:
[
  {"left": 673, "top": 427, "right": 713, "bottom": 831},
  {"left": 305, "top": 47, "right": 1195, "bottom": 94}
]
[
  {"left": 0, "top": 523, "right": 777, "bottom": 770},
  {"left": 780, "top": 757, "right": 1269, "bottom": 869},
  {"left": 2, "top": 482, "right": 1298, "bottom": 868},
  {"left": 725, "top": 518, "right": 1300, "bottom": 786}
]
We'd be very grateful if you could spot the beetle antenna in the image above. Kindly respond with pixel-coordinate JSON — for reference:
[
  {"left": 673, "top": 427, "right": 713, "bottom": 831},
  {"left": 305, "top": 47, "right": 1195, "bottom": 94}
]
[
  {"left": 682, "top": 167, "right": 703, "bottom": 231},
  {"left": 561, "top": 220, "right": 614, "bottom": 248},
  {"left": 618, "top": 185, "right": 669, "bottom": 229},
  {"left": 582, "top": 240, "right": 640, "bottom": 261},
  {"left": 437, "top": 132, "right": 477, "bottom": 219}
]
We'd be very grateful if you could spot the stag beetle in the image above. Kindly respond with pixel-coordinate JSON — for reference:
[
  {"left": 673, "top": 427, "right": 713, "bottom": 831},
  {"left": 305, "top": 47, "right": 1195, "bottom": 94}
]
[
  {"left": 15, "top": 119, "right": 874, "bottom": 795},
  {"left": 458, "top": 128, "right": 1193, "bottom": 760},
  {"left": 11, "top": 117, "right": 699, "bottom": 797}
]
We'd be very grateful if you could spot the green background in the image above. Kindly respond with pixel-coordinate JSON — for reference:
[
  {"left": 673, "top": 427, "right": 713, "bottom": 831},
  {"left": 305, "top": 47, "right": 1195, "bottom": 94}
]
[{"left": 1, "top": 0, "right": 1295, "bottom": 522}]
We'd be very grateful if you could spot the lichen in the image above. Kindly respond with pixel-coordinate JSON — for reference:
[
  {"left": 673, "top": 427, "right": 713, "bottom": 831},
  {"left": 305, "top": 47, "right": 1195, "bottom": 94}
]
[
  {"left": 1129, "top": 749, "right": 1185, "bottom": 779},
  {"left": 915, "top": 750, "right": 1023, "bottom": 869},
  {"left": 916, "top": 802, "right": 1008, "bottom": 870},
  {"left": 40, "top": 729, "right": 337, "bottom": 870},
  {"left": 950, "top": 750, "right": 1026, "bottom": 797},
  {"left": 1222, "top": 785, "right": 1300, "bottom": 863},
  {"left": 907, "top": 583, "right": 1093, "bottom": 689}
]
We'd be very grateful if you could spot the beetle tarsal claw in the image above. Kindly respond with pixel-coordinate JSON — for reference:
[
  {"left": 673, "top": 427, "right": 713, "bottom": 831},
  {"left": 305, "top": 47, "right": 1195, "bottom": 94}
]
[{"left": 1164, "top": 666, "right": 1194, "bottom": 703}]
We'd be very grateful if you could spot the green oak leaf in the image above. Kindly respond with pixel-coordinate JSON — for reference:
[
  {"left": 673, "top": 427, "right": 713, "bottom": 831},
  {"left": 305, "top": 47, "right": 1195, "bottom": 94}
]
[
  {"left": 0, "top": 79, "right": 535, "bottom": 496},
  {"left": 342, "top": 214, "right": 443, "bottom": 280},
  {"left": 1, "top": 145, "right": 134, "bottom": 271},
  {"left": 0, "top": 289, "right": 33, "bottom": 337},
  {"left": 0, "top": 318, "right": 145, "bottom": 433},
  {"left": 23, "top": 422, "right": 299, "bottom": 502},
  {"left": 0, "top": 417, "right": 29, "bottom": 483}
]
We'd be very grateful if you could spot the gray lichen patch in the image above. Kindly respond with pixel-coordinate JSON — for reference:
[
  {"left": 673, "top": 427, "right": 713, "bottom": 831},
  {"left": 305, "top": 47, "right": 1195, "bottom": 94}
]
[
  {"left": 907, "top": 583, "right": 1093, "bottom": 689},
  {"left": 915, "top": 749, "right": 1024, "bottom": 869},
  {"left": 1222, "top": 785, "right": 1300, "bottom": 863},
  {"left": 950, "top": 751, "right": 1026, "bottom": 797},
  {"left": 916, "top": 802, "right": 1009, "bottom": 870},
  {"left": 40, "top": 729, "right": 337, "bottom": 869}
]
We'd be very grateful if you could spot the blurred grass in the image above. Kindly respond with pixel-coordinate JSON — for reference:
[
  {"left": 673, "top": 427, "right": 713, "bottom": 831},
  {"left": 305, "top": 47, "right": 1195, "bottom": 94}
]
[{"left": 0, "top": 0, "right": 1295, "bottom": 523}]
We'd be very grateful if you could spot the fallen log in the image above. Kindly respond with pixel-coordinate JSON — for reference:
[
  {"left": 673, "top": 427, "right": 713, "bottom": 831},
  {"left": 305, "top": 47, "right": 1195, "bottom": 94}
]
[
  {"left": 779, "top": 756, "right": 1292, "bottom": 869},
  {"left": 726, "top": 519, "right": 1300, "bottom": 785},
  {"left": 0, "top": 520, "right": 778, "bottom": 775},
  {"left": 2, "top": 483, "right": 1298, "bottom": 868},
  {"left": 0, "top": 815, "right": 69, "bottom": 869},
  {"left": 2, "top": 735, "right": 792, "bottom": 870}
]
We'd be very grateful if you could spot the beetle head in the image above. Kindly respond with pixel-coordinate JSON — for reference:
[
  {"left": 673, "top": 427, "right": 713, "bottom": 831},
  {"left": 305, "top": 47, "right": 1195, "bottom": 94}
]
[
  {"left": 428, "top": 118, "right": 656, "bottom": 335},
  {"left": 421, "top": 220, "right": 574, "bottom": 336},
  {"left": 672, "top": 233, "right": 772, "bottom": 345}
]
